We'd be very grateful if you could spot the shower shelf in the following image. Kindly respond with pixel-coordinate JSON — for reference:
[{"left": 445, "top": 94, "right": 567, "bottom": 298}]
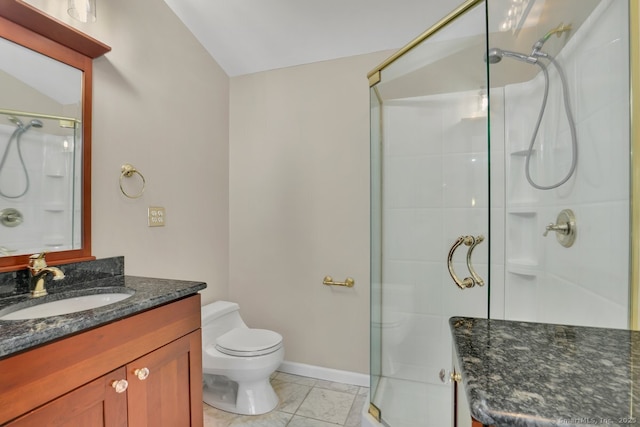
[
  {"left": 43, "top": 235, "right": 65, "bottom": 247},
  {"left": 507, "top": 208, "right": 536, "bottom": 215},
  {"left": 506, "top": 260, "right": 539, "bottom": 276},
  {"left": 43, "top": 204, "right": 66, "bottom": 212},
  {"left": 460, "top": 115, "right": 487, "bottom": 122},
  {"left": 507, "top": 209, "right": 538, "bottom": 219},
  {"left": 510, "top": 149, "right": 536, "bottom": 157}
]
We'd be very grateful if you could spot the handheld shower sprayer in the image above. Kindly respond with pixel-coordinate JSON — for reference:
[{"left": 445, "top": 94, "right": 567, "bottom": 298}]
[
  {"left": 23, "top": 119, "right": 43, "bottom": 131},
  {"left": 7, "top": 117, "right": 43, "bottom": 132},
  {"left": 0, "top": 116, "right": 43, "bottom": 198},
  {"left": 486, "top": 24, "right": 576, "bottom": 190},
  {"left": 486, "top": 48, "right": 537, "bottom": 64}
]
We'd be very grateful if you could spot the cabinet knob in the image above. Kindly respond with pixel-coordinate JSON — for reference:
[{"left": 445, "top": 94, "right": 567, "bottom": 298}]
[
  {"left": 439, "top": 369, "right": 461, "bottom": 383},
  {"left": 134, "top": 367, "right": 150, "bottom": 380},
  {"left": 111, "top": 379, "right": 128, "bottom": 393}
]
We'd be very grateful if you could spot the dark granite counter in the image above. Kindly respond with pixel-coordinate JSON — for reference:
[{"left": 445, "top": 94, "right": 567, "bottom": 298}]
[
  {"left": 450, "top": 317, "right": 639, "bottom": 427},
  {"left": 0, "top": 257, "right": 206, "bottom": 359}
]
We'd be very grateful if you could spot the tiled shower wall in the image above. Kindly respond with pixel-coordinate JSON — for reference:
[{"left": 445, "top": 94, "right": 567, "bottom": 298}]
[
  {"left": 380, "top": 92, "right": 492, "bottom": 389},
  {"left": 0, "top": 124, "right": 76, "bottom": 255},
  {"left": 377, "top": 0, "right": 629, "bottom": 392},
  {"left": 501, "top": 0, "right": 629, "bottom": 329}
]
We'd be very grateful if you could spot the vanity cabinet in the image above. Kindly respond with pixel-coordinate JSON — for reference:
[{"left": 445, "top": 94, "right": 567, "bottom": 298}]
[
  {"left": 126, "top": 332, "right": 199, "bottom": 426},
  {"left": 5, "top": 367, "right": 128, "bottom": 426},
  {"left": 0, "top": 295, "right": 203, "bottom": 426},
  {"left": 454, "top": 381, "right": 494, "bottom": 427},
  {"left": 452, "top": 348, "right": 494, "bottom": 427}
]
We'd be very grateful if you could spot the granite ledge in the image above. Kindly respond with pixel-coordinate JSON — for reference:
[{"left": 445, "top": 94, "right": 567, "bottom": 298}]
[
  {"left": 450, "top": 317, "right": 639, "bottom": 427},
  {"left": 0, "top": 275, "right": 206, "bottom": 359}
]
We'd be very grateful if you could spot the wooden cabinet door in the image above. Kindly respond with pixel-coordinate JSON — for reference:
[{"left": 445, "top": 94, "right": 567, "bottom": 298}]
[
  {"left": 5, "top": 367, "right": 128, "bottom": 427},
  {"left": 126, "top": 331, "right": 203, "bottom": 427}
]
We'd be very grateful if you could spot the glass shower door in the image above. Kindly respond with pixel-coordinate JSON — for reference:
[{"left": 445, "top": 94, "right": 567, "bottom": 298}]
[{"left": 369, "top": 1, "right": 491, "bottom": 426}]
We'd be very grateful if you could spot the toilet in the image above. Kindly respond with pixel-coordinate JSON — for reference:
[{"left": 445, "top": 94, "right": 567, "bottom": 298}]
[{"left": 201, "top": 301, "right": 284, "bottom": 415}]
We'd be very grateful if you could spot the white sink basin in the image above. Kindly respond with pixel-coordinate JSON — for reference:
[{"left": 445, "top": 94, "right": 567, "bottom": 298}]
[{"left": 0, "top": 293, "right": 133, "bottom": 320}]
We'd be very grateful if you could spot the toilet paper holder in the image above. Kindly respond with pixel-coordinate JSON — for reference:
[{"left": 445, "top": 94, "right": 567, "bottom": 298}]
[{"left": 323, "top": 276, "right": 355, "bottom": 288}]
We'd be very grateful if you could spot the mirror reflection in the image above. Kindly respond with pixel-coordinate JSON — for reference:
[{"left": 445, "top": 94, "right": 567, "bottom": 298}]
[{"left": 0, "top": 36, "right": 83, "bottom": 257}]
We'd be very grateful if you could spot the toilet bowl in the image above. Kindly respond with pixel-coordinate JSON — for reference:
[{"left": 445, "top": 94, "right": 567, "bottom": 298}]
[{"left": 201, "top": 301, "right": 284, "bottom": 415}]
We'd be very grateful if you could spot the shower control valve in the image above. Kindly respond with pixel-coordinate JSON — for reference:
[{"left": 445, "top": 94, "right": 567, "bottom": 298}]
[
  {"left": 544, "top": 209, "right": 576, "bottom": 248},
  {"left": 543, "top": 223, "right": 569, "bottom": 236}
]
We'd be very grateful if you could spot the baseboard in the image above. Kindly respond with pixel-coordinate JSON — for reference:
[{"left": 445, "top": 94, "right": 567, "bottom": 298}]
[{"left": 278, "top": 360, "right": 369, "bottom": 387}]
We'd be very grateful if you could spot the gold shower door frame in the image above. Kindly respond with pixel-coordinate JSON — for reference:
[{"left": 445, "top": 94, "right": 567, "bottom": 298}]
[{"left": 369, "top": 0, "right": 640, "bottom": 335}]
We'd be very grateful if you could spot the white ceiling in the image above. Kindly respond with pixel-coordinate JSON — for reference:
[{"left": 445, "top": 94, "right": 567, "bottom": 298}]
[{"left": 162, "top": 0, "right": 461, "bottom": 77}]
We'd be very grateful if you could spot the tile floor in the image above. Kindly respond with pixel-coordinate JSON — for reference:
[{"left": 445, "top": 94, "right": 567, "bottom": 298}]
[{"left": 203, "top": 372, "right": 369, "bottom": 427}]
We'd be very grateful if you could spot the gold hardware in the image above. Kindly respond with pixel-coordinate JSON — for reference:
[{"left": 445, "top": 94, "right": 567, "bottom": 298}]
[
  {"left": 439, "top": 368, "right": 461, "bottom": 383},
  {"left": 448, "top": 235, "right": 485, "bottom": 289},
  {"left": 0, "top": 108, "right": 80, "bottom": 124},
  {"left": 134, "top": 367, "right": 150, "bottom": 380},
  {"left": 28, "top": 252, "right": 65, "bottom": 297},
  {"left": 323, "top": 276, "right": 355, "bottom": 287},
  {"left": 540, "top": 23, "right": 572, "bottom": 44},
  {"left": 367, "top": 0, "right": 483, "bottom": 87},
  {"left": 58, "top": 119, "right": 75, "bottom": 129},
  {"left": 368, "top": 402, "right": 381, "bottom": 422},
  {"left": 543, "top": 209, "right": 576, "bottom": 248},
  {"left": 119, "top": 163, "right": 146, "bottom": 199},
  {"left": 466, "top": 235, "right": 485, "bottom": 286},
  {"left": 447, "top": 236, "right": 476, "bottom": 289},
  {"left": 111, "top": 379, "right": 128, "bottom": 393},
  {"left": 368, "top": 70, "right": 381, "bottom": 87},
  {"left": 631, "top": 0, "right": 640, "bottom": 330}
]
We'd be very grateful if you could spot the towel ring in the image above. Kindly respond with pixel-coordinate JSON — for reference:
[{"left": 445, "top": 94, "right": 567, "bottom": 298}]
[{"left": 119, "top": 163, "right": 146, "bottom": 199}]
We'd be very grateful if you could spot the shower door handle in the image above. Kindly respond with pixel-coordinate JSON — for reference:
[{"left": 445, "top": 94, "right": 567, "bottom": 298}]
[
  {"left": 447, "top": 236, "right": 476, "bottom": 289},
  {"left": 466, "top": 235, "right": 485, "bottom": 287}
]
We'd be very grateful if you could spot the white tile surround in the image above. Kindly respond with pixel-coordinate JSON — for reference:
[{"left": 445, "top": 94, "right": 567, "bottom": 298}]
[
  {"left": 0, "top": 123, "right": 77, "bottom": 254},
  {"left": 203, "top": 372, "right": 368, "bottom": 427},
  {"left": 372, "top": 0, "right": 630, "bottom": 426},
  {"left": 500, "top": 0, "right": 629, "bottom": 329}
]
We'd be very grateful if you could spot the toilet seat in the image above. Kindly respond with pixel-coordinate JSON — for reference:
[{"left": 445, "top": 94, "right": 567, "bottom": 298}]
[{"left": 215, "top": 328, "right": 283, "bottom": 357}]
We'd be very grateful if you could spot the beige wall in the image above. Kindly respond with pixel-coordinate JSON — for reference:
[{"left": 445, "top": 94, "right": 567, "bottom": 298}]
[
  {"left": 24, "top": 0, "right": 393, "bottom": 374},
  {"left": 229, "top": 51, "right": 391, "bottom": 374},
  {"left": 25, "top": 0, "right": 230, "bottom": 303}
]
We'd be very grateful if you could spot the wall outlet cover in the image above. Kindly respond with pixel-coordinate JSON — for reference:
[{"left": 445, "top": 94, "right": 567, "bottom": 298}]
[{"left": 148, "top": 206, "right": 166, "bottom": 227}]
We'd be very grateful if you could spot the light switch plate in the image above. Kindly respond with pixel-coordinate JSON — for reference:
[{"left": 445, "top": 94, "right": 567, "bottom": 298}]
[{"left": 148, "top": 206, "right": 166, "bottom": 227}]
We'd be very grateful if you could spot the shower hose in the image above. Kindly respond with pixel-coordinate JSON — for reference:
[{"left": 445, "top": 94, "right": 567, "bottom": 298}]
[
  {"left": 0, "top": 126, "right": 30, "bottom": 198},
  {"left": 524, "top": 55, "right": 578, "bottom": 190}
]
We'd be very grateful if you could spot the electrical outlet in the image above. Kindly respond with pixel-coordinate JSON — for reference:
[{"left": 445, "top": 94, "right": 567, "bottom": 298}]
[{"left": 148, "top": 206, "right": 166, "bottom": 227}]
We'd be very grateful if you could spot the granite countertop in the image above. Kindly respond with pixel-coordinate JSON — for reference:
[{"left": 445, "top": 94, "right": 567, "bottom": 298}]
[
  {"left": 0, "top": 257, "right": 206, "bottom": 359},
  {"left": 450, "top": 317, "right": 639, "bottom": 427}
]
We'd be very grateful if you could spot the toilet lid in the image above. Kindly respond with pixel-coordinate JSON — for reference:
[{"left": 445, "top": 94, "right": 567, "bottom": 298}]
[{"left": 215, "top": 328, "right": 283, "bottom": 357}]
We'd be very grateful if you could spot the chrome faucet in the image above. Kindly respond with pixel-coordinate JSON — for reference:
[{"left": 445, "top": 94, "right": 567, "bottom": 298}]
[{"left": 28, "top": 252, "right": 65, "bottom": 297}]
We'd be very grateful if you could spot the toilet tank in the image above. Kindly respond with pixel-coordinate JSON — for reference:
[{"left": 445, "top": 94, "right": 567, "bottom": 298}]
[{"left": 201, "top": 301, "right": 247, "bottom": 347}]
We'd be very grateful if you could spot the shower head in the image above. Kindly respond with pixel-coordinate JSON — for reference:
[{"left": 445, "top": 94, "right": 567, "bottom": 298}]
[
  {"left": 18, "top": 119, "right": 43, "bottom": 132},
  {"left": 7, "top": 117, "right": 43, "bottom": 130},
  {"left": 486, "top": 48, "right": 537, "bottom": 64},
  {"left": 27, "top": 119, "right": 43, "bottom": 129},
  {"left": 486, "top": 48, "right": 503, "bottom": 64}
]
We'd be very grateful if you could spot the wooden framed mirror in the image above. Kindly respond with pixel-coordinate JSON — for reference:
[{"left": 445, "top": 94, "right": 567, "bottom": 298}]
[{"left": 0, "top": 0, "right": 110, "bottom": 271}]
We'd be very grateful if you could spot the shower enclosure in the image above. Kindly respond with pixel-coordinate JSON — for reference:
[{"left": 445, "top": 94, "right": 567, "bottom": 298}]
[
  {"left": 367, "top": 0, "right": 636, "bottom": 426},
  {"left": 0, "top": 111, "right": 82, "bottom": 256}
]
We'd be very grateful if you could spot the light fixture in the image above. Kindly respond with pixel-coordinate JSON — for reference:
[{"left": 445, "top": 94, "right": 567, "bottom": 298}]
[
  {"left": 499, "top": 0, "right": 537, "bottom": 36},
  {"left": 67, "top": 0, "right": 96, "bottom": 23}
]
